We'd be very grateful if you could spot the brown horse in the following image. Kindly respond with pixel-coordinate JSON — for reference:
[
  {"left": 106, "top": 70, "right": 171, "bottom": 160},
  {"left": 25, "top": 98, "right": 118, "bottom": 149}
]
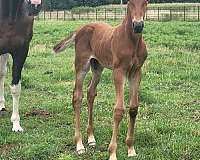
[
  {"left": 54, "top": 0, "right": 148, "bottom": 159},
  {"left": 0, "top": 0, "right": 42, "bottom": 132}
]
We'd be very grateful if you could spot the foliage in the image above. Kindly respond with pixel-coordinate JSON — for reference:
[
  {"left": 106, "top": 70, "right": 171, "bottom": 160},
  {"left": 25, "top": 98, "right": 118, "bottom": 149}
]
[
  {"left": 42, "top": 0, "right": 200, "bottom": 10},
  {"left": 0, "top": 20, "right": 200, "bottom": 160}
]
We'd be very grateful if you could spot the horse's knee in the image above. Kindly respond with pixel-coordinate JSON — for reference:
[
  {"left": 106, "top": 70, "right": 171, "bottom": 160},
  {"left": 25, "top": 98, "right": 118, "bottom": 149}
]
[
  {"left": 11, "top": 82, "right": 21, "bottom": 97},
  {"left": 72, "top": 90, "right": 83, "bottom": 109},
  {"left": 87, "top": 89, "right": 97, "bottom": 101},
  {"left": 129, "top": 107, "right": 138, "bottom": 118},
  {"left": 114, "top": 107, "right": 125, "bottom": 122}
]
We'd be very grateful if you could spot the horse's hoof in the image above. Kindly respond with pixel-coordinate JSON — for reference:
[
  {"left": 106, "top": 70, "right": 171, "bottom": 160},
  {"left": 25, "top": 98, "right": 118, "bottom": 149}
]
[
  {"left": 77, "top": 148, "right": 85, "bottom": 155},
  {"left": 12, "top": 121, "right": 24, "bottom": 132},
  {"left": 88, "top": 136, "right": 96, "bottom": 147},
  {"left": 0, "top": 108, "right": 8, "bottom": 117},
  {"left": 88, "top": 141, "right": 96, "bottom": 147},
  {"left": 128, "top": 153, "right": 137, "bottom": 157},
  {"left": 109, "top": 154, "right": 117, "bottom": 160},
  {"left": 128, "top": 148, "right": 137, "bottom": 157},
  {"left": 12, "top": 126, "right": 24, "bottom": 132}
]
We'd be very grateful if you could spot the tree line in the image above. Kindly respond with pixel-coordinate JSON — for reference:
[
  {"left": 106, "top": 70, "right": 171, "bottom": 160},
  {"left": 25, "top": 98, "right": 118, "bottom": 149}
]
[{"left": 43, "top": 0, "right": 199, "bottom": 10}]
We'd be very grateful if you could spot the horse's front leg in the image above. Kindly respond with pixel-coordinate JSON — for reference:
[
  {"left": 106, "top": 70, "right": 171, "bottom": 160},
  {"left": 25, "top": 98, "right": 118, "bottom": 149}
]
[
  {"left": 108, "top": 68, "right": 126, "bottom": 160},
  {"left": 0, "top": 54, "right": 9, "bottom": 116},
  {"left": 126, "top": 68, "right": 142, "bottom": 157},
  {"left": 11, "top": 46, "right": 29, "bottom": 132}
]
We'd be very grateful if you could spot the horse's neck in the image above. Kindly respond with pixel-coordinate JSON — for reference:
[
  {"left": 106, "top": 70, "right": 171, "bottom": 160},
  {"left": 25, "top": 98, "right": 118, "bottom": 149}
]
[
  {"left": 0, "top": 0, "right": 10, "bottom": 19},
  {"left": 0, "top": 0, "right": 25, "bottom": 20}
]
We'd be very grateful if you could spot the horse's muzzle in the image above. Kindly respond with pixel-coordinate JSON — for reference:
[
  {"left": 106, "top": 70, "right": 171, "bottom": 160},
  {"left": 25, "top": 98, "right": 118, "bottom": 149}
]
[
  {"left": 28, "top": 3, "right": 42, "bottom": 16},
  {"left": 132, "top": 21, "right": 144, "bottom": 33}
]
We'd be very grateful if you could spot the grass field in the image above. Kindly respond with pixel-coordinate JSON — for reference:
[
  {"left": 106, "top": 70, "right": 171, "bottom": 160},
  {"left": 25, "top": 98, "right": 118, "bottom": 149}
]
[{"left": 0, "top": 20, "right": 200, "bottom": 160}]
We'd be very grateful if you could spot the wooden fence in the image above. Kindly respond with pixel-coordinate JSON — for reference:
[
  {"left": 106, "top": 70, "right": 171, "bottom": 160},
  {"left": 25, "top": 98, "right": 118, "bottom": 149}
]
[{"left": 36, "top": 6, "right": 200, "bottom": 21}]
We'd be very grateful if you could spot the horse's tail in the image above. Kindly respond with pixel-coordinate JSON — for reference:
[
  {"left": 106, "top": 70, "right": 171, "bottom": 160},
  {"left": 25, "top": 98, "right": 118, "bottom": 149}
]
[{"left": 53, "top": 32, "right": 76, "bottom": 54}]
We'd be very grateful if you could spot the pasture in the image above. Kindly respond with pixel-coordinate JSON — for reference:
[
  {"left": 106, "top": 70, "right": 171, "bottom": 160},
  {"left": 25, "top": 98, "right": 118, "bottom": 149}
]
[{"left": 0, "top": 20, "right": 200, "bottom": 160}]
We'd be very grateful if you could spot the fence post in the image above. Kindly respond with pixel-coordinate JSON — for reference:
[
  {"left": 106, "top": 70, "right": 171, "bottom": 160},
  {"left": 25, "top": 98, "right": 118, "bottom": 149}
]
[
  {"left": 64, "top": 10, "right": 66, "bottom": 21},
  {"left": 56, "top": 10, "right": 58, "bottom": 20},
  {"left": 79, "top": 9, "right": 80, "bottom": 20},
  {"left": 71, "top": 11, "right": 73, "bottom": 20},
  {"left": 158, "top": 7, "right": 160, "bottom": 21},
  {"left": 37, "top": 14, "right": 40, "bottom": 21},
  {"left": 50, "top": 11, "right": 51, "bottom": 20},
  {"left": 184, "top": 6, "right": 186, "bottom": 21},
  {"left": 44, "top": 10, "right": 45, "bottom": 20},
  {"left": 146, "top": 8, "right": 148, "bottom": 20},
  {"left": 198, "top": 6, "right": 200, "bottom": 21},
  {"left": 170, "top": 7, "right": 172, "bottom": 21},
  {"left": 105, "top": 8, "right": 107, "bottom": 20},
  {"left": 96, "top": 8, "right": 98, "bottom": 20},
  {"left": 87, "top": 9, "right": 89, "bottom": 20},
  {"left": 114, "top": 8, "right": 117, "bottom": 20}
]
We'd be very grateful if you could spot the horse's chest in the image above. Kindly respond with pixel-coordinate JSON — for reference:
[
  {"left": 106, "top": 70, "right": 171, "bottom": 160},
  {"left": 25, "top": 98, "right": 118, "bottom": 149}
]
[
  {"left": 0, "top": 24, "right": 31, "bottom": 53},
  {"left": 133, "top": 50, "right": 147, "bottom": 67}
]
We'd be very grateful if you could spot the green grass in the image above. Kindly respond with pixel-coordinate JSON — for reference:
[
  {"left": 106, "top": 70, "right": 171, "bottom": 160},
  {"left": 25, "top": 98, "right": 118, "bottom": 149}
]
[{"left": 0, "top": 20, "right": 200, "bottom": 160}]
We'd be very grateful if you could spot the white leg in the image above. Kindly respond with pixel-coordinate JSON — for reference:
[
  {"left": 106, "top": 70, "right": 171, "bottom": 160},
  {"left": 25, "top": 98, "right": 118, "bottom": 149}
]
[
  {"left": 0, "top": 54, "right": 8, "bottom": 111},
  {"left": 11, "top": 81, "right": 23, "bottom": 132}
]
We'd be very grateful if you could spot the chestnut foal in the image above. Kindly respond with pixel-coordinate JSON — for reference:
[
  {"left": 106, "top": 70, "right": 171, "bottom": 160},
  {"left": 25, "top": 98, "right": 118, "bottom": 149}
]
[{"left": 54, "top": 0, "right": 148, "bottom": 159}]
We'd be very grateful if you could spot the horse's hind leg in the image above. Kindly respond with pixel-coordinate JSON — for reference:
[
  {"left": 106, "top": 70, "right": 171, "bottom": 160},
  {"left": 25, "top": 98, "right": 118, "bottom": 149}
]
[
  {"left": 0, "top": 54, "right": 9, "bottom": 115},
  {"left": 73, "top": 55, "right": 90, "bottom": 154},
  {"left": 10, "top": 46, "right": 29, "bottom": 132},
  {"left": 87, "top": 59, "right": 103, "bottom": 147},
  {"left": 126, "top": 68, "right": 141, "bottom": 157}
]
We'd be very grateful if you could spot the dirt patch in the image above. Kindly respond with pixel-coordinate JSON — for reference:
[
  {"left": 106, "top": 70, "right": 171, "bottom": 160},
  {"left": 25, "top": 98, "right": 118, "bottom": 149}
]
[
  {"left": 25, "top": 109, "right": 51, "bottom": 118},
  {"left": 63, "top": 143, "right": 75, "bottom": 152},
  {"left": 182, "top": 100, "right": 200, "bottom": 107},
  {"left": 0, "top": 144, "right": 17, "bottom": 155},
  {"left": 192, "top": 110, "right": 200, "bottom": 122}
]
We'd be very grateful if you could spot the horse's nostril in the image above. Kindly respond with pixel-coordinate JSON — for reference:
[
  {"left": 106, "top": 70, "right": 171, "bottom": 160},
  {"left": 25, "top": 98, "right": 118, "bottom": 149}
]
[{"left": 133, "top": 21, "right": 144, "bottom": 33}]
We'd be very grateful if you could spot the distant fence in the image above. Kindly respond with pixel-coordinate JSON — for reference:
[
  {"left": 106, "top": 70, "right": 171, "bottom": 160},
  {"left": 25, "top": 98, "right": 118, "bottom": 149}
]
[{"left": 36, "top": 6, "right": 200, "bottom": 21}]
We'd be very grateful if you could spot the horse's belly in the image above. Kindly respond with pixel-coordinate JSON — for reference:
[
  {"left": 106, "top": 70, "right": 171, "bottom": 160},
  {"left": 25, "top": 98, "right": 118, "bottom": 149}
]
[
  {"left": 0, "top": 36, "right": 27, "bottom": 54},
  {"left": 93, "top": 44, "right": 113, "bottom": 69}
]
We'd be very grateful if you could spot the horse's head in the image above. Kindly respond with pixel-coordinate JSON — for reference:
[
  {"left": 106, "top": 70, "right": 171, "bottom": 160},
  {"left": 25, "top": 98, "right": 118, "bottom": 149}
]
[
  {"left": 27, "top": 0, "right": 42, "bottom": 16},
  {"left": 128, "top": 0, "right": 148, "bottom": 33}
]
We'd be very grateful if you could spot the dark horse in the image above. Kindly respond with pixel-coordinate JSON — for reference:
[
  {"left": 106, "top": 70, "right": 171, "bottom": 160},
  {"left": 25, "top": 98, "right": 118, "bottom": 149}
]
[{"left": 0, "top": 0, "right": 42, "bottom": 132}]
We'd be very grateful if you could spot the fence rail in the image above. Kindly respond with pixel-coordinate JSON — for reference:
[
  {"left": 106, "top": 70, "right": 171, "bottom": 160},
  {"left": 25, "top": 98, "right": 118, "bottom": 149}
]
[{"left": 36, "top": 6, "right": 200, "bottom": 21}]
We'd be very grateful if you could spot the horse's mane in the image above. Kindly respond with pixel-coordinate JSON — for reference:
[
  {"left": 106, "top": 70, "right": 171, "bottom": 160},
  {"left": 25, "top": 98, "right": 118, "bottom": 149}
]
[{"left": 0, "top": 0, "right": 27, "bottom": 20}]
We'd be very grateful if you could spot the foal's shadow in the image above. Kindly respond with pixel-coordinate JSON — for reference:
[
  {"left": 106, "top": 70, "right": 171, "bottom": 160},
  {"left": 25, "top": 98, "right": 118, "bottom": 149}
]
[
  {"left": 135, "top": 130, "right": 158, "bottom": 147},
  {"left": 0, "top": 109, "right": 9, "bottom": 118},
  {"left": 139, "top": 90, "right": 157, "bottom": 105}
]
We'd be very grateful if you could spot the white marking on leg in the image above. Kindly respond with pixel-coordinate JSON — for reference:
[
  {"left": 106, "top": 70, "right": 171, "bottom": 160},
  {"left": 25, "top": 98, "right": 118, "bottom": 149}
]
[
  {"left": 77, "top": 140, "right": 85, "bottom": 155},
  {"left": 109, "top": 153, "right": 117, "bottom": 160},
  {"left": 0, "top": 54, "right": 8, "bottom": 111},
  {"left": 11, "top": 82, "right": 23, "bottom": 132},
  {"left": 88, "top": 135, "right": 96, "bottom": 146},
  {"left": 128, "top": 146, "right": 137, "bottom": 157}
]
